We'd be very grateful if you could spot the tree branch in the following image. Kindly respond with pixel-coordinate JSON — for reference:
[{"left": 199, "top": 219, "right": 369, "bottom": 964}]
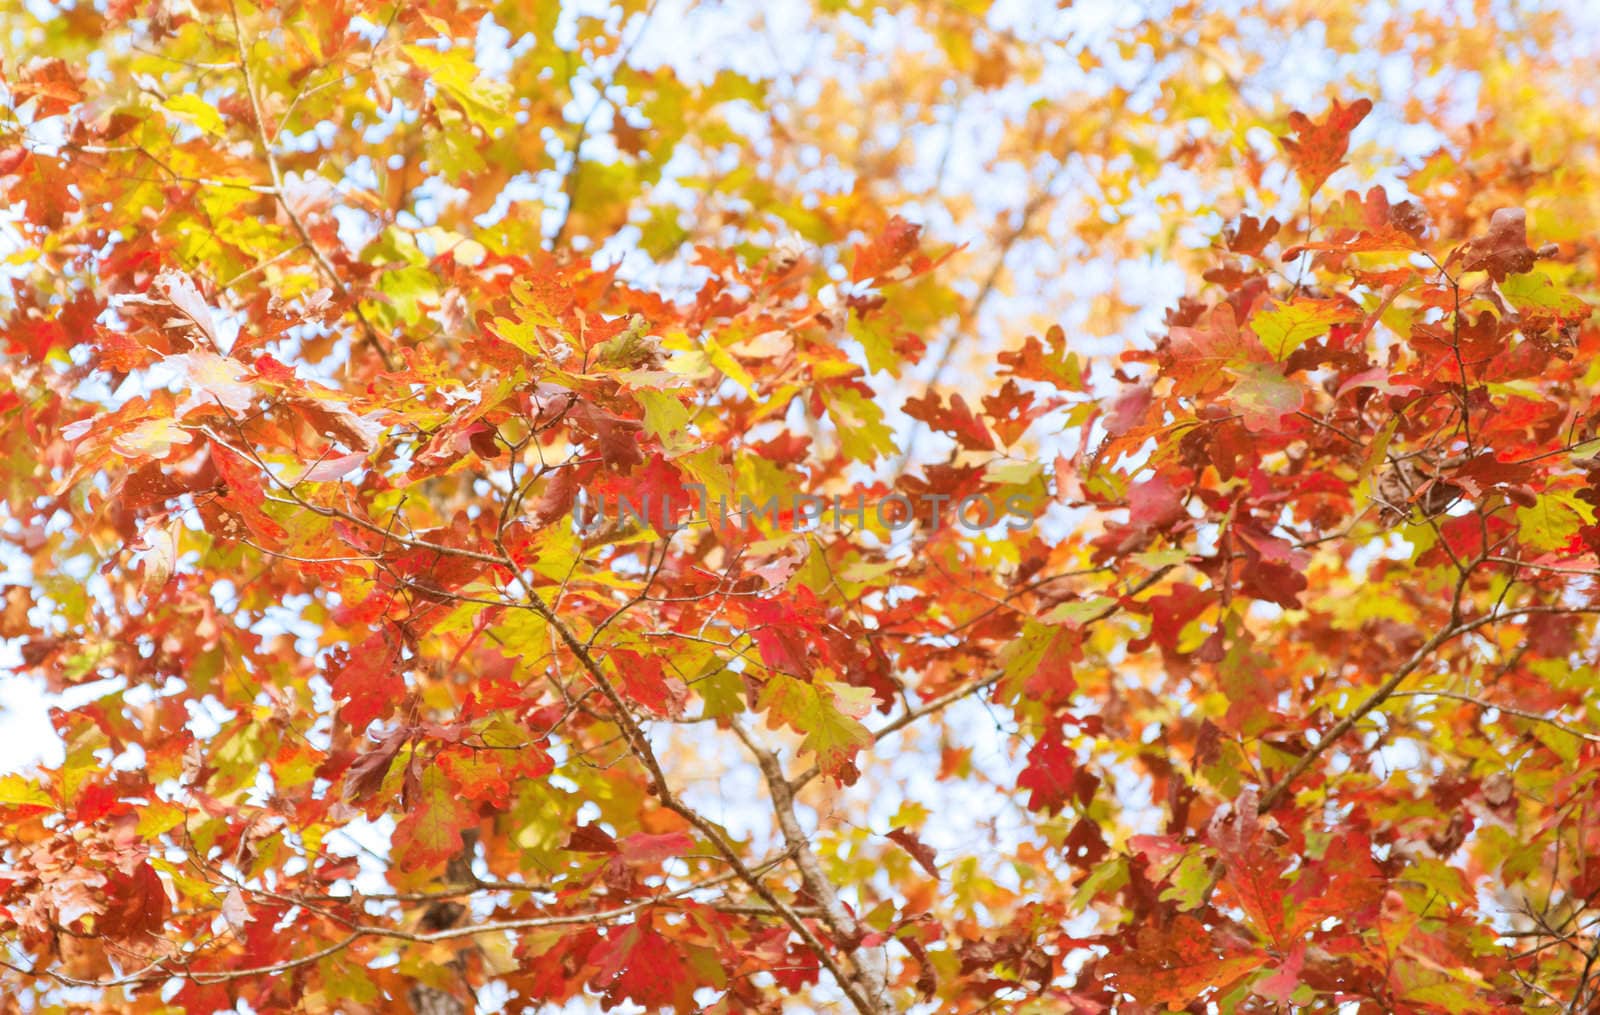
[
  {"left": 228, "top": 0, "right": 395, "bottom": 370},
  {"left": 733, "top": 722, "right": 892, "bottom": 1012},
  {"left": 514, "top": 584, "right": 888, "bottom": 1014},
  {"left": 1257, "top": 605, "right": 1600, "bottom": 814}
]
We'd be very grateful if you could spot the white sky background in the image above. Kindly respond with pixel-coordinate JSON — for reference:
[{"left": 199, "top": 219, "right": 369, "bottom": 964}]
[{"left": 6, "top": 0, "right": 1600, "bottom": 1011}]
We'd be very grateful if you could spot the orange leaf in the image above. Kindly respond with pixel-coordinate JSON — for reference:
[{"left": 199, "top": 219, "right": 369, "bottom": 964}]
[
  {"left": 1279, "top": 98, "right": 1372, "bottom": 196},
  {"left": 1105, "top": 914, "right": 1265, "bottom": 1005}
]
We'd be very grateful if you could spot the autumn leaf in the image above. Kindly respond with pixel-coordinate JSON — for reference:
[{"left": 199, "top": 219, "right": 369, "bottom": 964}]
[
  {"left": 1249, "top": 298, "right": 1360, "bottom": 361},
  {"left": 886, "top": 827, "right": 939, "bottom": 878},
  {"left": 206, "top": 439, "right": 288, "bottom": 543},
  {"left": 1168, "top": 304, "right": 1257, "bottom": 397},
  {"left": 1104, "top": 914, "right": 1265, "bottom": 1005},
  {"left": 220, "top": 887, "right": 254, "bottom": 935},
  {"left": 1225, "top": 214, "right": 1281, "bottom": 256},
  {"left": 1227, "top": 361, "right": 1302, "bottom": 431},
  {"left": 138, "top": 518, "right": 179, "bottom": 596},
  {"left": 851, "top": 215, "right": 924, "bottom": 284},
  {"left": 759, "top": 675, "right": 874, "bottom": 784},
  {"left": 588, "top": 913, "right": 710, "bottom": 1011},
  {"left": 98, "top": 862, "right": 170, "bottom": 940},
  {"left": 1, "top": 585, "right": 34, "bottom": 639},
  {"left": 903, "top": 390, "right": 997, "bottom": 451},
  {"left": 1016, "top": 723, "right": 1084, "bottom": 815},
  {"left": 1279, "top": 97, "right": 1372, "bottom": 195},
  {"left": 329, "top": 634, "right": 403, "bottom": 730},
  {"left": 1462, "top": 207, "right": 1538, "bottom": 282},
  {"left": 11, "top": 2, "right": 1600, "bottom": 1011},
  {"left": 998, "top": 326, "right": 1086, "bottom": 389},
  {"left": 620, "top": 831, "right": 696, "bottom": 868},
  {"left": 112, "top": 417, "right": 193, "bottom": 458},
  {"left": 152, "top": 270, "right": 223, "bottom": 350},
  {"left": 391, "top": 765, "right": 474, "bottom": 876},
  {"left": 168, "top": 351, "right": 256, "bottom": 417},
  {"left": 1251, "top": 945, "right": 1305, "bottom": 1004},
  {"left": 1210, "top": 791, "right": 1290, "bottom": 947}
]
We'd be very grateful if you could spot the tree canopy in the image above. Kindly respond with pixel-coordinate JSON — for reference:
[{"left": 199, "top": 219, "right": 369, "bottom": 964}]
[{"left": 4, "top": 0, "right": 1600, "bottom": 1012}]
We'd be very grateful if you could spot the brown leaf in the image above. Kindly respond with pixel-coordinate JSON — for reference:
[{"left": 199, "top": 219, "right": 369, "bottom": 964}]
[
  {"left": 886, "top": 827, "right": 939, "bottom": 878},
  {"left": 1104, "top": 914, "right": 1264, "bottom": 1005},
  {"left": 1462, "top": 207, "right": 1537, "bottom": 281},
  {"left": 0, "top": 585, "right": 33, "bottom": 638}
]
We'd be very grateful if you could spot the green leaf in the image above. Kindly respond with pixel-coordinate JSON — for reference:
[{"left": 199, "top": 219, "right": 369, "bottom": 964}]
[
  {"left": 636, "top": 388, "right": 698, "bottom": 455},
  {"left": 822, "top": 386, "right": 898, "bottom": 463},
  {"left": 1499, "top": 271, "right": 1589, "bottom": 316},
  {"left": 1250, "top": 299, "right": 1359, "bottom": 360},
  {"left": 402, "top": 43, "right": 512, "bottom": 131},
  {"left": 759, "top": 675, "right": 873, "bottom": 781},
  {"left": 1159, "top": 851, "right": 1217, "bottom": 911},
  {"left": 1073, "top": 855, "right": 1129, "bottom": 909},
  {"left": 847, "top": 313, "right": 902, "bottom": 376},
  {"left": 701, "top": 333, "right": 758, "bottom": 394},
  {"left": 1515, "top": 492, "right": 1588, "bottom": 551}
]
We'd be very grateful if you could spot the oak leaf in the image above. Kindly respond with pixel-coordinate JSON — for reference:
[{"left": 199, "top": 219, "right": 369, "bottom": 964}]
[{"left": 1278, "top": 98, "right": 1372, "bottom": 195}]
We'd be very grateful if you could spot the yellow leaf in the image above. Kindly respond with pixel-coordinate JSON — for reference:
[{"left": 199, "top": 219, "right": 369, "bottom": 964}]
[
  {"left": 163, "top": 93, "right": 226, "bottom": 136},
  {"left": 1250, "top": 299, "right": 1360, "bottom": 360},
  {"left": 0, "top": 774, "right": 52, "bottom": 809},
  {"left": 136, "top": 799, "right": 188, "bottom": 837},
  {"left": 113, "top": 417, "right": 194, "bottom": 457}
]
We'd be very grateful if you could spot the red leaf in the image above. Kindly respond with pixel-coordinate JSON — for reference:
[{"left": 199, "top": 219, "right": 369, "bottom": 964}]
[
  {"left": 206, "top": 440, "right": 288, "bottom": 544},
  {"left": 565, "top": 823, "right": 619, "bottom": 854},
  {"left": 1104, "top": 382, "right": 1153, "bottom": 436},
  {"left": 436, "top": 748, "right": 517, "bottom": 809},
  {"left": 329, "top": 633, "right": 403, "bottom": 730},
  {"left": 344, "top": 728, "right": 408, "bottom": 803},
  {"left": 746, "top": 926, "right": 821, "bottom": 991},
  {"left": 588, "top": 912, "right": 702, "bottom": 1011},
  {"left": 0, "top": 145, "right": 26, "bottom": 177},
  {"left": 981, "top": 380, "right": 1052, "bottom": 446},
  {"left": 570, "top": 400, "right": 644, "bottom": 473},
  {"left": 745, "top": 588, "right": 831, "bottom": 677},
  {"left": 851, "top": 215, "right": 923, "bottom": 284},
  {"left": 1017, "top": 724, "right": 1082, "bottom": 814},
  {"left": 620, "top": 831, "right": 695, "bottom": 868},
  {"left": 1020, "top": 625, "right": 1080, "bottom": 708},
  {"left": 1286, "top": 830, "right": 1386, "bottom": 936},
  {"left": 14, "top": 58, "right": 84, "bottom": 115},
  {"left": 1225, "top": 214, "right": 1281, "bottom": 256},
  {"left": 998, "top": 326, "right": 1084, "bottom": 388},
  {"left": 98, "top": 861, "right": 169, "bottom": 940},
  {"left": 1278, "top": 97, "right": 1372, "bottom": 195},
  {"left": 1167, "top": 305, "right": 1257, "bottom": 398},
  {"left": 903, "top": 391, "right": 997, "bottom": 451},
  {"left": 607, "top": 649, "right": 689, "bottom": 718},
  {"left": 1105, "top": 914, "right": 1265, "bottom": 1006},
  {"left": 1210, "top": 791, "right": 1290, "bottom": 948},
  {"left": 1128, "top": 474, "right": 1187, "bottom": 533}
]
